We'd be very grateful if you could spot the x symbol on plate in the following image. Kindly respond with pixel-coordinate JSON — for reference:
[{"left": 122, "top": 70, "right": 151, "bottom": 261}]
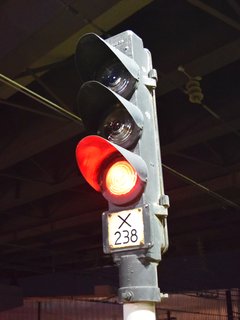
[{"left": 118, "top": 213, "right": 132, "bottom": 229}]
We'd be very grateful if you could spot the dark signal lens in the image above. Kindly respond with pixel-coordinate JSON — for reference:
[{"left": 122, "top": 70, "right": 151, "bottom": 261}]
[
  {"left": 95, "top": 60, "right": 136, "bottom": 98},
  {"left": 98, "top": 106, "right": 139, "bottom": 148}
]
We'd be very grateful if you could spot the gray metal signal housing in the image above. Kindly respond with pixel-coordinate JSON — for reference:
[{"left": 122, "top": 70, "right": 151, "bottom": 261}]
[{"left": 76, "top": 30, "right": 169, "bottom": 303}]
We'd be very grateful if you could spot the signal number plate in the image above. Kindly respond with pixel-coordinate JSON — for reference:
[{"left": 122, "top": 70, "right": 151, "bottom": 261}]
[{"left": 108, "top": 208, "right": 144, "bottom": 249}]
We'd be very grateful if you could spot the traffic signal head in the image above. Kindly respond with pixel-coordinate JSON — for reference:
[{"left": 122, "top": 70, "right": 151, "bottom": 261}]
[
  {"left": 75, "top": 30, "right": 169, "bottom": 303},
  {"left": 75, "top": 30, "right": 169, "bottom": 261}
]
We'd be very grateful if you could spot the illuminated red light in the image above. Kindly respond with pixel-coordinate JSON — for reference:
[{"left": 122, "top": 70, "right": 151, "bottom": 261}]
[
  {"left": 102, "top": 157, "right": 144, "bottom": 205},
  {"left": 76, "top": 135, "right": 146, "bottom": 205},
  {"left": 104, "top": 160, "right": 137, "bottom": 196}
]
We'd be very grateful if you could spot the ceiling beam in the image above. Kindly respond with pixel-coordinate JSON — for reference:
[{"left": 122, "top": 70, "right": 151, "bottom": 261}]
[
  {"left": 157, "top": 38, "right": 240, "bottom": 96},
  {"left": 0, "top": 119, "right": 84, "bottom": 171},
  {"left": 168, "top": 170, "right": 240, "bottom": 202},
  {"left": 0, "top": 210, "right": 101, "bottom": 244},
  {"left": 162, "top": 116, "right": 240, "bottom": 155},
  {"left": 187, "top": 0, "right": 240, "bottom": 31},
  {"left": 0, "top": 0, "right": 153, "bottom": 99}
]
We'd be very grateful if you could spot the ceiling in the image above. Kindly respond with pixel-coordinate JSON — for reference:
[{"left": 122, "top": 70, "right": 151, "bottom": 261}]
[{"left": 0, "top": 0, "right": 240, "bottom": 295}]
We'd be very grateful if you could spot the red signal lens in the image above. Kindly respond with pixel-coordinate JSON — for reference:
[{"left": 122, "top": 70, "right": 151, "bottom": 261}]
[
  {"left": 101, "top": 157, "right": 144, "bottom": 205},
  {"left": 105, "top": 160, "right": 137, "bottom": 196},
  {"left": 76, "top": 136, "right": 147, "bottom": 205}
]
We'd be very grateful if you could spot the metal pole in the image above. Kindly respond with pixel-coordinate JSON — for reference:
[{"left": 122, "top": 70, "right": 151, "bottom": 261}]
[
  {"left": 167, "top": 310, "right": 171, "bottom": 320},
  {"left": 123, "top": 302, "right": 156, "bottom": 320},
  {"left": 115, "top": 252, "right": 161, "bottom": 320},
  {"left": 226, "top": 290, "right": 233, "bottom": 320},
  {"left": 37, "top": 301, "right": 41, "bottom": 320}
]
